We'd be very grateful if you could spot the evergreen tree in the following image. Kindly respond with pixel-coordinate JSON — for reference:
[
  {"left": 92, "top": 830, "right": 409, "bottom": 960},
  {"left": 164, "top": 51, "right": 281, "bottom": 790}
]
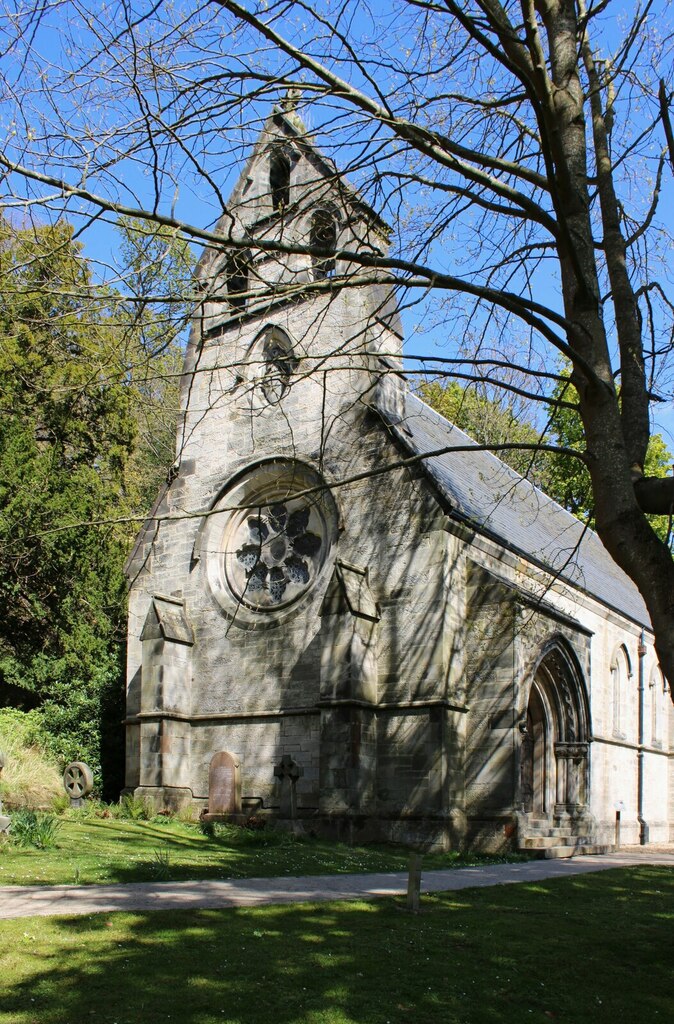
[
  {"left": 116, "top": 217, "right": 195, "bottom": 510},
  {"left": 0, "top": 220, "right": 135, "bottom": 793}
]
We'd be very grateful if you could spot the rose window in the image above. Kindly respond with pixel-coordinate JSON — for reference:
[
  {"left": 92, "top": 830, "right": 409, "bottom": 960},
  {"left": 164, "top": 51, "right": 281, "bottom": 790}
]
[
  {"left": 203, "top": 459, "right": 337, "bottom": 623},
  {"left": 232, "top": 501, "right": 322, "bottom": 606}
]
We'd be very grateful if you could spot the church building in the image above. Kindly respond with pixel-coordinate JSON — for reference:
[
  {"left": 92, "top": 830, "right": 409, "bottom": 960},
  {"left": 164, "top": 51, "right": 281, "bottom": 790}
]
[{"left": 124, "top": 102, "right": 673, "bottom": 854}]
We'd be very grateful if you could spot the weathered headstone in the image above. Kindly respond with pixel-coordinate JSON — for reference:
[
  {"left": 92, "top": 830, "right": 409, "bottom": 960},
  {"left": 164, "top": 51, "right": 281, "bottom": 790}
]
[
  {"left": 63, "top": 761, "right": 94, "bottom": 808},
  {"left": 274, "top": 754, "right": 304, "bottom": 818},
  {"left": 208, "top": 751, "right": 241, "bottom": 815}
]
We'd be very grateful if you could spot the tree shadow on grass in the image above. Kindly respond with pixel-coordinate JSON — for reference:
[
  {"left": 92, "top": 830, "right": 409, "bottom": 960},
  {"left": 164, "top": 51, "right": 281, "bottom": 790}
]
[{"left": 2, "top": 868, "right": 672, "bottom": 1024}]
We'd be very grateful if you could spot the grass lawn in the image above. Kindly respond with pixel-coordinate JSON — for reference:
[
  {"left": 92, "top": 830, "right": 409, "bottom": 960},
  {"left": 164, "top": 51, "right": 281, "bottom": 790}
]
[
  {"left": 0, "top": 866, "right": 671, "bottom": 1024},
  {"left": 0, "top": 817, "right": 523, "bottom": 886}
]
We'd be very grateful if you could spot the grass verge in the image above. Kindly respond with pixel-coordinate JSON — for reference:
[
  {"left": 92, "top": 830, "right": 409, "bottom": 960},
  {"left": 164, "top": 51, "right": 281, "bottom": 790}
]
[
  {"left": 0, "top": 709, "right": 62, "bottom": 811},
  {"left": 0, "top": 867, "right": 671, "bottom": 1024},
  {"left": 0, "top": 817, "right": 525, "bottom": 886}
]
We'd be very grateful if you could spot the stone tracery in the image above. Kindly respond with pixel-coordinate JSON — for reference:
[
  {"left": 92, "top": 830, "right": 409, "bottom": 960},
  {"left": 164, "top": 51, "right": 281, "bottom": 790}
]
[
  {"left": 202, "top": 458, "right": 338, "bottom": 624},
  {"left": 234, "top": 502, "right": 322, "bottom": 604}
]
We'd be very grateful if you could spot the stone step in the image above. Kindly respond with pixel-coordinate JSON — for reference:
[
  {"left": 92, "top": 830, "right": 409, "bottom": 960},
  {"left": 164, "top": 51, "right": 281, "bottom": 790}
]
[
  {"left": 542, "top": 843, "right": 611, "bottom": 859},
  {"left": 520, "top": 835, "right": 569, "bottom": 849},
  {"left": 524, "top": 821, "right": 581, "bottom": 837},
  {"left": 524, "top": 819, "right": 549, "bottom": 831},
  {"left": 521, "top": 830, "right": 593, "bottom": 846}
]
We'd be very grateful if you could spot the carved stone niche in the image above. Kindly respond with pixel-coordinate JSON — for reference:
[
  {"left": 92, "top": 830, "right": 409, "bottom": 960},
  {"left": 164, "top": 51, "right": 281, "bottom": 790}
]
[{"left": 319, "top": 561, "right": 380, "bottom": 704}]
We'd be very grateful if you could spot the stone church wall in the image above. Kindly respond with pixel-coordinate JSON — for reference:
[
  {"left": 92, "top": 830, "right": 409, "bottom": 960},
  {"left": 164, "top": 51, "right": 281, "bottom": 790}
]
[{"left": 125, "top": 104, "right": 673, "bottom": 852}]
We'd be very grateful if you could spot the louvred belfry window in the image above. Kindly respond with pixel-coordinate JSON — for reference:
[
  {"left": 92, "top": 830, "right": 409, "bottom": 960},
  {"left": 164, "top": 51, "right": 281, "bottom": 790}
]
[
  {"left": 310, "top": 210, "right": 337, "bottom": 279},
  {"left": 226, "top": 252, "right": 249, "bottom": 309},
  {"left": 270, "top": 151, "right": 291, "bottom": 211}
]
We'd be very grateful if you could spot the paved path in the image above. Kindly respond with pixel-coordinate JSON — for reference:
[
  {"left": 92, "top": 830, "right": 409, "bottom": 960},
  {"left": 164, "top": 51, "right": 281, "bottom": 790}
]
[{"left": 1, "top": 848, "right": 672, "bottom": 920}]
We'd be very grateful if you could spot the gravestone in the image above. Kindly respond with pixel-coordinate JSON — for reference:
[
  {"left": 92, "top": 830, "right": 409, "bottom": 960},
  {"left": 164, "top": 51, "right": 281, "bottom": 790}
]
[
  {"left": 208, "top": 751, "right": 242, "bottom": 815},
  {"left": 274, "top": 754, "right": 304, "bottom": 818},
  {"left": 63, "top": 761, "right": 94, "bottom": 808}
]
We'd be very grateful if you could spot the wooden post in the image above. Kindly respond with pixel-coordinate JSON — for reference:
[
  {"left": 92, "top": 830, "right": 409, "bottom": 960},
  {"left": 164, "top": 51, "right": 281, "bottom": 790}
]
[{"left": 407, "top": 852, "right": 422, "bottom": 912}]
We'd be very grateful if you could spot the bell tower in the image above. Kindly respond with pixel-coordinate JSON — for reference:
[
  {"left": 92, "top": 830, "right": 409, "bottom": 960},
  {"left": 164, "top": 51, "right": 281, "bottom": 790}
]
[
  {"left": 177, "top": 96, "right": 404, "bottom": 486},
  {"left": 125, "top": 98, "right": 406, "bottom": 814}
]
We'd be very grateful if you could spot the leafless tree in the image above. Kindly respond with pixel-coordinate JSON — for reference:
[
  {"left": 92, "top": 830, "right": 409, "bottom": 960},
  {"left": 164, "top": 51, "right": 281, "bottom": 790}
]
[{"left": 1, "top": 0, "right": 674, "bottom": 688}]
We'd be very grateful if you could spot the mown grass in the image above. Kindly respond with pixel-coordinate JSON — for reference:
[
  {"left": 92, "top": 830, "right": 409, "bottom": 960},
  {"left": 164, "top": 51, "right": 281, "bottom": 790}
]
[
  {"left": 0, "top": 816, "right": 524, "bottom": 886},
  {"left": 1, "top": 867, "right": 671, "bottom": 1024}
]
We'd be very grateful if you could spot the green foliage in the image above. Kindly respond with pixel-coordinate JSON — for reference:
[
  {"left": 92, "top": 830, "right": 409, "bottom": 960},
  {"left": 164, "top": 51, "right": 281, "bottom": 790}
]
[
  {"left": 545, "top": 374, "right": 674, "bottom": 544},
  {"left": 0, "top": 220, "right": 134, "bottom": 790},
  {"left": 116, "top": 217, "right": 195, "bottom": 510},
  {"left": 202, "top": 821, "right": 300, "bottom": 848},
  {"left": 9, "top": 809, "right": 61, "bottom": 849},
  {"left": 418, "top": 378, "right": 551, "bottom": 487},
  {"left": 114, "top": 793, "right": 154, "bottom": 821},
  {"left": 0, "top": 707, "right": 47, "bottom": 750},
  {"left": 0, "top": 218, "right": 194, "bottom": 798},
  {"left": 116, "top": 216, "right": 194, "bottom": 357},
  {"left": 150, "top": 846, "right": 172, "bottom": 879},
  {"left": 420, "top": 375, "right": 673, "bottom": 545}
]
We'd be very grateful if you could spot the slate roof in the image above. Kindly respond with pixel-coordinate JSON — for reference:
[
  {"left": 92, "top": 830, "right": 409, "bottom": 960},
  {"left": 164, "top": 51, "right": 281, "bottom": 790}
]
[{"left": 394, "top": 390, "right": 650, "bottom": 628}]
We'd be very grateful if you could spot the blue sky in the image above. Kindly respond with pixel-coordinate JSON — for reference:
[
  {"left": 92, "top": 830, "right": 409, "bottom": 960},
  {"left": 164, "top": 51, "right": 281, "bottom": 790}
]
[{"left": 0, "top": 0, "right": 672, "bottom": 448}]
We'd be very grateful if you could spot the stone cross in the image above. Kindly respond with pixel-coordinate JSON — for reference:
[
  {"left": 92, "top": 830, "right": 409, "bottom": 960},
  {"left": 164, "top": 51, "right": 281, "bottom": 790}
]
[
  {"left": 274, "top": 755, "right": 304, "bottom": 819},
  {"left": 62, "top": 761, "right": 94, "bottom": 809}
]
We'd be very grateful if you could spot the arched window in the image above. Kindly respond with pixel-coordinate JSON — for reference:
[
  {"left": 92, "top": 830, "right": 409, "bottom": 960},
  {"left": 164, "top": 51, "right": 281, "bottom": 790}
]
[
  {"left": 310, "top": 209, "right": 337, "bottom": 279},
  {"left": 259, "top": 326, "right": 298, "bottom": 404},
  {"left": 269, "top": 151, "right": 291, "bottom": 211},
  {"left": 226, "top": 252, "right": 249, "bottom": 310},
  {"left": 610, "top": 644, "right": 631, "bottom": 737}
]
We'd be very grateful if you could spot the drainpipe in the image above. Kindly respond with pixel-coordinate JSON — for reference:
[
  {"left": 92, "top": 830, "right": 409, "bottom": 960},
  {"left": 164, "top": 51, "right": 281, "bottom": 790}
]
[{"left": 637, "top": 630, "right": 649, "bottom": 846}]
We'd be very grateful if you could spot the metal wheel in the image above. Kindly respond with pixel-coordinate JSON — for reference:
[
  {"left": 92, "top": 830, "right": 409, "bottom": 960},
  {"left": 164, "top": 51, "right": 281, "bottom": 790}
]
[{"left": 63, "top": 761, "right": 94, "bottom": 799}]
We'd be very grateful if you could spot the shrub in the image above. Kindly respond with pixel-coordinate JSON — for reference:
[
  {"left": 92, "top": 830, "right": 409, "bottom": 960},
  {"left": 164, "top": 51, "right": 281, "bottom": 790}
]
[
  {"left": 62, "top": 798, "right": 111, "bottom": 820},
  {"left": 10, "top": 809, "right": 61, "bottom": 849},
  {"left": 198, "top": 819, "right": 299, "bottom": 847}
]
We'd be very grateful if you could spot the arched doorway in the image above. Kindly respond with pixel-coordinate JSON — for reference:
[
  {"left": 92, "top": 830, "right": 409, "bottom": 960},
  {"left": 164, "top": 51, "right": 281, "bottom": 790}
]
[
  {"left": 520, "top": 641, "right": 591, "bottom": 824},
  {"left": 521, "top": 681, "right": 550, "bottom": 816}
]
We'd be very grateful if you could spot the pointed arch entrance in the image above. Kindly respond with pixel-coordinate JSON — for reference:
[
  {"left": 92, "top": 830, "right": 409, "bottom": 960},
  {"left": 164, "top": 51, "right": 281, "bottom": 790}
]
[{"left": 520, "top": 641, "right": 591, "bottom": 822}]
